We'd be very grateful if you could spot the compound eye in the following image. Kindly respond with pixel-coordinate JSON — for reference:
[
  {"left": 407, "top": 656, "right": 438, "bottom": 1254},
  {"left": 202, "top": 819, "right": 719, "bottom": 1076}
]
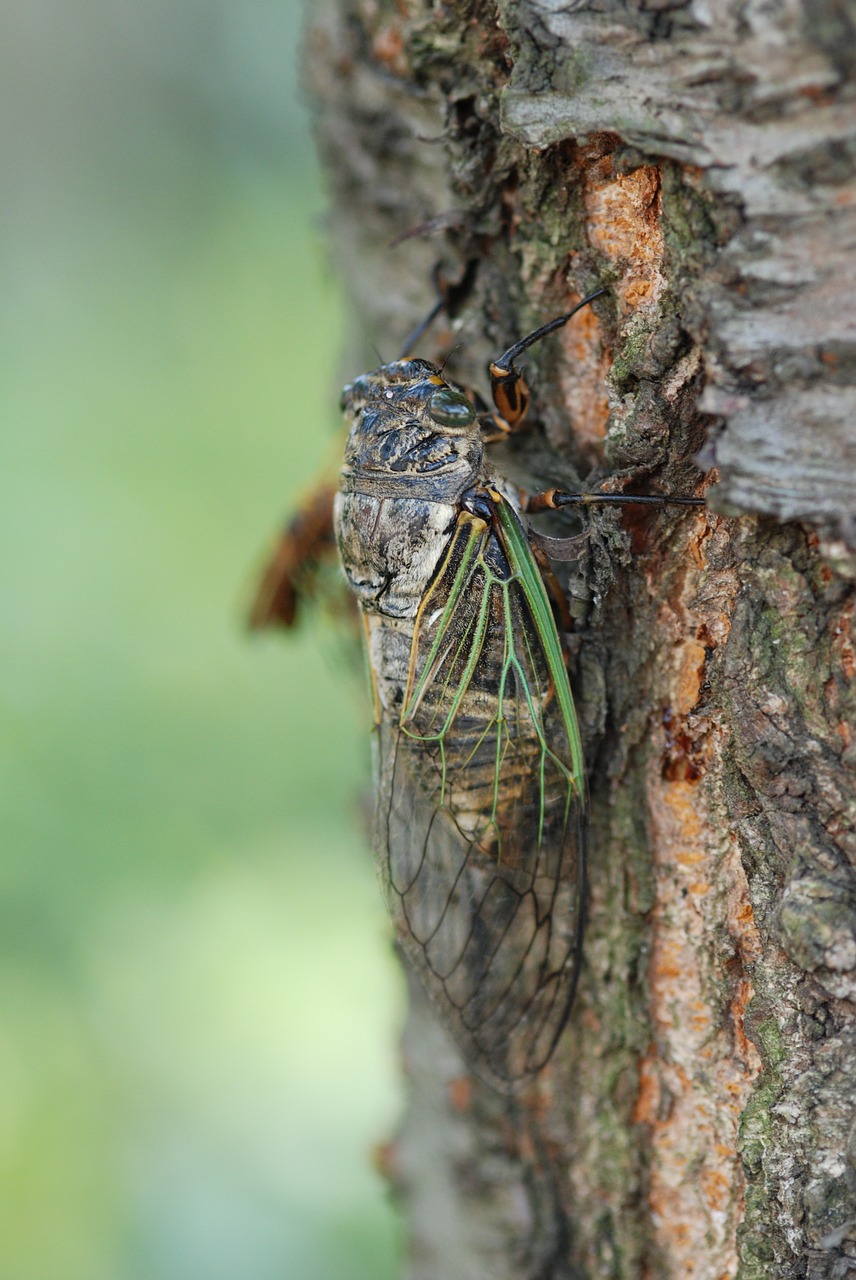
[{"left": 428, "top": 387, "right": 477, "bottom": 430}]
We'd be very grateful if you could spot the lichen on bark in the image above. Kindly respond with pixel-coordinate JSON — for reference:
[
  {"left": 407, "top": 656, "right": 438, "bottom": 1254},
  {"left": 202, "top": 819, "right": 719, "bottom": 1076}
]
[{"left": 303, "top": 0, "right": 856, "bottom": 1276}]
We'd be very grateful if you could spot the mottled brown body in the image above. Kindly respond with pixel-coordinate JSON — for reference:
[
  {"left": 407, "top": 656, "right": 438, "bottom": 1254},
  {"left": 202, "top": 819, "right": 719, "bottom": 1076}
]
[{"left": 333, "top": 356, "right": 585, "bottom": 1091}]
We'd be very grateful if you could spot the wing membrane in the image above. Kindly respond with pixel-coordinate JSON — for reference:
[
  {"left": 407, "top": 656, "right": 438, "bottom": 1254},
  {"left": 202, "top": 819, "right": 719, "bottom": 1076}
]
[{"left": 375, "top": 496, "right": 585, "bottom": 1091}]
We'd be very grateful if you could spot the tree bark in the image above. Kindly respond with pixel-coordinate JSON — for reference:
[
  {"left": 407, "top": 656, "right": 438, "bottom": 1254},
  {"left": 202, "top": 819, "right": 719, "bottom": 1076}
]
[{"left": 304, "top": 1, "right": 856, "bottom": 1276}]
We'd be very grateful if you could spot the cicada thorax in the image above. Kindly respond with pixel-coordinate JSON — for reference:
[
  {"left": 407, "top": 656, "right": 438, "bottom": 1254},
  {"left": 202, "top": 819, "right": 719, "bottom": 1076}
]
[
  {"left": 333, "top": 357, "right": 586, "bottom": 1090},
  {"left": 334, "top": 361, "right": 485, "bottom": 618}
]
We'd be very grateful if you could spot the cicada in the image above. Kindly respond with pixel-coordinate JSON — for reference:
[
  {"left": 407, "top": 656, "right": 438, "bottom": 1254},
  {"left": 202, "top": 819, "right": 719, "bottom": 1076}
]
[{"left": 256, "top": 290, "right": 703, "bottom": 1092}]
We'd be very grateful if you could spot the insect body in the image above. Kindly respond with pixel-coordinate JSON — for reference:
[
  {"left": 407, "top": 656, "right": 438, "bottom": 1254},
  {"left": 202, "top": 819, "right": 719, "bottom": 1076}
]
[{"left": 334, "top": 312, "right": 597, "bottom": 1092}]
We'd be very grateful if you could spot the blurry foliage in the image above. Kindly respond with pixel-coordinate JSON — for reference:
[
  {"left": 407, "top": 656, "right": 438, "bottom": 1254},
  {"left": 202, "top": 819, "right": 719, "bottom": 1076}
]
[{"left": 0, "top": 1, "right": 401, "bottom": 1277}]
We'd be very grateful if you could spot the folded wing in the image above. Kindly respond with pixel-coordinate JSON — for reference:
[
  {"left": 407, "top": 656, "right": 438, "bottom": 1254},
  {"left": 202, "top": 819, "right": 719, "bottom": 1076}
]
[{"left": 375, "top": 498, "right": 585, "bottom": 1091}]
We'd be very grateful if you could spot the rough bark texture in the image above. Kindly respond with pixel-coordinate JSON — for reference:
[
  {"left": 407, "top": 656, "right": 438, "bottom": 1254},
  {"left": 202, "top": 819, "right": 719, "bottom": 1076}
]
[{"left": 303, "top": 1, "right": 856, "bottom": 1276}]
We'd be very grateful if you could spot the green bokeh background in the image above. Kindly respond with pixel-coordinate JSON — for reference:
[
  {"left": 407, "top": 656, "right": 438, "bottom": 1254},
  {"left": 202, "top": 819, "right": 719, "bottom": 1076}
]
[{"left": 0, "top": 2, "right": 402, "bottom": 1276}]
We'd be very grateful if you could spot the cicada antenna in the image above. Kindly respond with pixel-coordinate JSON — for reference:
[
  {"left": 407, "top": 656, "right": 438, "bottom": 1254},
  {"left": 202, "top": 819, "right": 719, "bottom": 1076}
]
[
  {"left": 397, "top": 259, "right": 481, "bottom": 360},
  {"left": 397, "top": 297, "right": 446, "bottom": 359},
  {"left": 491, "top": 287, "right": 608, "bottom": 375}
]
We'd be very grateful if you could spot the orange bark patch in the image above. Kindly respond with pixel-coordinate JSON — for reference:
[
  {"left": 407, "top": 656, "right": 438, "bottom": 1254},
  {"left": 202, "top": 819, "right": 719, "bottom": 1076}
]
[
  {"left": 640, "top": 784, "right": 762, "bottom": 1275},
  {"left": 555, "top": 299, "right": 610, "bottom": 452},
  {"left": 447, "top": 1074, "right": 472, "bottom": 1113},
  {"left": 729, "top": 977, "right": 759, "bottom": 1063},
  {"left": 632, "top": 1047, "right": 663, "bottom": 1125},
  {"left": 673, "top": 639, "right": 708, "bottom": 715},
  {"left": 584, "top": 161, "right": 666, "bottom": 314},
  {"left": 633, "top": 532, "right": 760, "bottom": 1278},
  {"left": 558, "top": 156, "right": 667, "bottom": 452},
  {"left": 372, "top": 22, "right": 407, "bottom": 74},
  {"left": 701, "top": 1167, "right": 732, "bottom": 1212},
  {"left": 831, "top": 598, "right": 855, "bottom": 680}
]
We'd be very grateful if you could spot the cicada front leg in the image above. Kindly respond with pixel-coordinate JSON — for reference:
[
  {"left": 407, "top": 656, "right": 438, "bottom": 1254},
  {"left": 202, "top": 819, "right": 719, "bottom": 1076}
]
[
  {"left": 485, "top": 287, "right": 607, "bottom": 434},
  {"left": 523, "top": 488, "right": 706, "bottom": 514},
  {"left": 249, "top": 481, "right": 341, "bottom": 631}
]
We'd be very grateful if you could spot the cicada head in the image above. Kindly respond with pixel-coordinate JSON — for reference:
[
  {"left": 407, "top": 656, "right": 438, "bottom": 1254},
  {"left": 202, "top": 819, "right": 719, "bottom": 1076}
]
[{"left": 339, "top": 359, "right": 484, "bottom": 502}]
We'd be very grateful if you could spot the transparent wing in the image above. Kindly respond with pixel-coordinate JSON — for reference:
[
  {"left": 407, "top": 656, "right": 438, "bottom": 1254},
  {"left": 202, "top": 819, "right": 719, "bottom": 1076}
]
[{"left": 375, "top": 498, "right": 585, "bottom": 1091}]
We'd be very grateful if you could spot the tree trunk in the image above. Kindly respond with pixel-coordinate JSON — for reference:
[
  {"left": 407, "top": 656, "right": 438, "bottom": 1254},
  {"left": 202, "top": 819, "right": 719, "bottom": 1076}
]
[{"left": 304, "top": 1, "right": 856, "bottom": 1276}]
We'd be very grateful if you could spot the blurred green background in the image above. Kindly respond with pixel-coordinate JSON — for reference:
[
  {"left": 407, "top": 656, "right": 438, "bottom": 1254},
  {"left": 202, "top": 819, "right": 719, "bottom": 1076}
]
[{"left": 0, "top": 1, "right": 402, "bottom": 1277}]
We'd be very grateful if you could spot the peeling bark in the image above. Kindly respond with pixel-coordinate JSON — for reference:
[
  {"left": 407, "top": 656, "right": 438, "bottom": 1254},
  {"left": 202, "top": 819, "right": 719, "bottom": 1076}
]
[{"left": 303, "top": 1, "right": 856, "bottom": 1276}]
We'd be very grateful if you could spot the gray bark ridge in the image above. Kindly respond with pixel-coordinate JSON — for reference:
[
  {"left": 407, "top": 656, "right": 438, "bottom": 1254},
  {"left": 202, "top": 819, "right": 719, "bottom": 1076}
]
[{"left": 501, "top": 0, "right": 856, "bottom": 563}]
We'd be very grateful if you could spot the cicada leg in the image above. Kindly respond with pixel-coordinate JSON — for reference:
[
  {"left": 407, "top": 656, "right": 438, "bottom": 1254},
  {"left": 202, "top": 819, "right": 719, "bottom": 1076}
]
[
  {"left": 528, "top": 538, "right": 576, "bottom": 635},
  {"left": 523, "top": 488, "right": 706, "bottom": 513},
  {"left": 248, "top": 482, "right": 339, "bottom": 630},
  {"left": 486, "top": 287, "right": 607, "bottom": 433}
]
